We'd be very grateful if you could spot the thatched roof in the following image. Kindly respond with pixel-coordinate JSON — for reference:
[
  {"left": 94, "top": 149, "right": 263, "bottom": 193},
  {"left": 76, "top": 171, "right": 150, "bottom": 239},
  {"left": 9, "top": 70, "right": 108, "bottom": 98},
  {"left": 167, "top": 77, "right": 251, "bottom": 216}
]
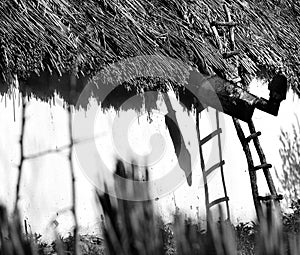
[{"left": 1, "top": 0, "right": 300, "bottom": 100}]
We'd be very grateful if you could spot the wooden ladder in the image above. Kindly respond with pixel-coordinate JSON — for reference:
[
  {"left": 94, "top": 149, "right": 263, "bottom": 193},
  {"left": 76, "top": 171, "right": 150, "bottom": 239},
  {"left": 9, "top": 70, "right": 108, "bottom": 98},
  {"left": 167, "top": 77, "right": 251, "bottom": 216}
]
[
  {"left": 209, "top": 4, "right": 282, "bottom": 219},
  {"left": 196, "top": 109, "right": 230, "bottom": 220},
  {"left": 233, "top": 119, "right": 283, "bottom": 218}
]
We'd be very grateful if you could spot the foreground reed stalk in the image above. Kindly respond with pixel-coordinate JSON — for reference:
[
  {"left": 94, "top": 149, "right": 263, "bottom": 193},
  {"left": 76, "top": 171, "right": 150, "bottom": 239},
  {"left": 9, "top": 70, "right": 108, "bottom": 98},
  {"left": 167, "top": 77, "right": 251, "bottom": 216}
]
[
  {"left": 68, "top": 105, "right": 78, "bottom": 255},
  {"left": 14, "top": 95, "right": 26, "bottom": 213}
]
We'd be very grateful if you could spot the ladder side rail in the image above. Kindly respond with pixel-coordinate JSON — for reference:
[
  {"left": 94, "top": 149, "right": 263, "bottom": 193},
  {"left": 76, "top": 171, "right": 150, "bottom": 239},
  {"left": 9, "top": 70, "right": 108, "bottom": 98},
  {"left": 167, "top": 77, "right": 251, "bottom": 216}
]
[
  {"left": 233, "top": 118, "right": 262, "bottom": 219},
  {"left": 216, "top": 111, "right": 231, "bottom": 220},
  {"left": 248, "top": 121, "right": 280, "bottom": 201},
  {"left": 224, "top": 4, "right": 236, "bottom": 50},
  {"left": 223, "top": 4, "right": 241, "bottom": 86},
  {"left": 196, "top": 110, "right": 210, "bottom": 219}
]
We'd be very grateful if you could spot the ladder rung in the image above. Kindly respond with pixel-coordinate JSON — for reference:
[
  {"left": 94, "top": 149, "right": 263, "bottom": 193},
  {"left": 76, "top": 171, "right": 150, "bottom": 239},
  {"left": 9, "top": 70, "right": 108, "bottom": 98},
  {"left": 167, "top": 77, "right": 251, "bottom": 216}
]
[
  {"left": 208, "top": 197, "right": 229, "bottom": 208},
  {"left": 200, "top": 128, "right": 222, "bottom": 146},
  {"left": 246, "top": 131, "right": 262, "bottom": 142},
  {"left": 258, "top": 194, "right": 283, "bottom": 201},
  {"left": 205, "top": 160, "right": 225, "bottom": 178},
  {"left": 251, "top": 163, "right": 272, "bottom": 172},
  {"left": 211, "top": 21, "right": 237, "bottom": 27},
  {"left": 231, "top": 77, "right": 242, "bottom": 84},
  {"left": 223, "top": 50, "right": 240, "bottom": 59}
]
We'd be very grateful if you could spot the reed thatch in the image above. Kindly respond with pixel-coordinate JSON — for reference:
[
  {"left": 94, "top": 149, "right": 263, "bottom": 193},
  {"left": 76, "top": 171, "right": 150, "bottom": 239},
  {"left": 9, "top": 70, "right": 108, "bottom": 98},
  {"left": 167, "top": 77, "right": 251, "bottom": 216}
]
[{"left": 0, "top": 0, "right": 300, "bottom": 98}]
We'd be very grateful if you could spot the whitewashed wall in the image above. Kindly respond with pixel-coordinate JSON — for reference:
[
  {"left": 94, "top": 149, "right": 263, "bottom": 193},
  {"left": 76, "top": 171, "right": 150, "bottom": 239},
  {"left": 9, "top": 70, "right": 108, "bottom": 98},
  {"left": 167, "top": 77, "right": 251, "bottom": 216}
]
[{"left": 0, "top": 79, "right": 299, "bottom": 240}]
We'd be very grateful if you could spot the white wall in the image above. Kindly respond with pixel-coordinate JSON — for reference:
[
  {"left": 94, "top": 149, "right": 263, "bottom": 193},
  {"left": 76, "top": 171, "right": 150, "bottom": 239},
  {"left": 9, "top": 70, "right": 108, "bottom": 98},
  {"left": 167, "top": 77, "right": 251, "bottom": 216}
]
[{"left": 0, "top": 79, "right": 299, "bottom": 240}]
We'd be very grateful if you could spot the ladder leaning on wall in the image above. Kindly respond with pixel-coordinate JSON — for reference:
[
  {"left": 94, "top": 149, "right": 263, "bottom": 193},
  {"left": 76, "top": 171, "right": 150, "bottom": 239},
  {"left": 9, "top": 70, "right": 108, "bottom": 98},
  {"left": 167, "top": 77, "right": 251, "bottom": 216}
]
[
  {"left": 195, "top": 109, "right": 231, "bottom": 221},
  {"left": 208, "top": 3, "right": 283, "bottom": 219}
]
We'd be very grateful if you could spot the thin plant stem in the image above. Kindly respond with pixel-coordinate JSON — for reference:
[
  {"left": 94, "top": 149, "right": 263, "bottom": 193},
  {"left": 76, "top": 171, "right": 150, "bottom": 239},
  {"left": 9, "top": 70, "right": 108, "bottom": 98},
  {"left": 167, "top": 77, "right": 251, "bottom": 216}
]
[
  {"left": 24, "top": 135, "right": 100, "bottom": 160},
  {"left": 14, "top": 95, "right": 26, "bottom": 213},
  {"left": 68, "top": 105, "right": 79, "bottom": 255}
]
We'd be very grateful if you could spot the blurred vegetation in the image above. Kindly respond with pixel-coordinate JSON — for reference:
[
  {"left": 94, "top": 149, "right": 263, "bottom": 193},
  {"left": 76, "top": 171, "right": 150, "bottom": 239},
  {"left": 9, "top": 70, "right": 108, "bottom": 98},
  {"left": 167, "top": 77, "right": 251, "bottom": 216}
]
[
  {"left": 2, "top": 160, "right": 300, "bottom": 254},
  {"left": 276, "top": 116, "right": 300, "bottom": 203}
]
